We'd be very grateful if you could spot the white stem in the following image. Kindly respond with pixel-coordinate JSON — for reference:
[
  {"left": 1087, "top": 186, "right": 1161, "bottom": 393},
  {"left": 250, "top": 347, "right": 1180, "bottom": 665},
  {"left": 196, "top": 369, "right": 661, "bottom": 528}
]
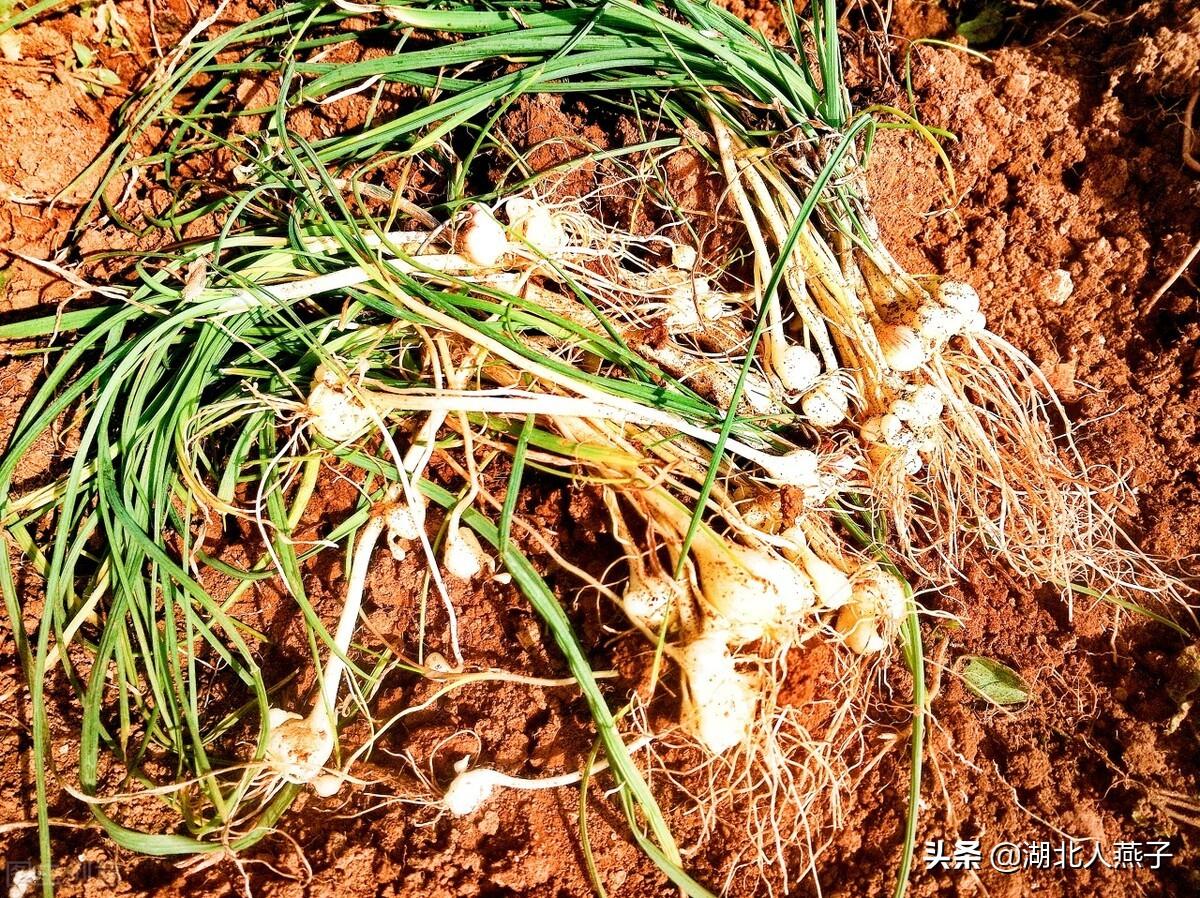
[
  {"left": 314, "top": 514, "right": 386, "bottom": 719},
  {"left": 361, "top": 387, "right": 789, "bottom": 473},
  {"left": 210, "top": 238, "right": 610, "bottom": 316}
]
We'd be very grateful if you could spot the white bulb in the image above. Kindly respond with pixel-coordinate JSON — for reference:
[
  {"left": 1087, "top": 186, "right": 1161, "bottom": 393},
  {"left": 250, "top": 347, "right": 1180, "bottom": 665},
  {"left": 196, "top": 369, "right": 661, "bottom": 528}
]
[
  {"left": 678, "top": 633, "right": 757, "bottom": 754},
  {"left": 758, "top": 448, "right": 820, "bottom": 487},
  {"left": 458, "top": 204, "right": 508, "bottom": 267},
  {"left": 622, "top": 571, "right": 676, "bottom": 629},
  {"left": 837, "top": 566, "right": 906, "bottom": 655},
  {"left": 444, "top": 526, "right": 485, "bottom": 579},
  {"left": 311, "top": 773, "right": 342, "bottom": 797},
  {"left": 903, "top": 443, "right": 924, "bottom": 475},
  {"left": 890, "top": 398, "right": 920, "bottom": 423},
  {"left": 695, "top": 542, "right": 815, "bottom": 643},
  {"left": 671, "top": 243, "right": 698, "bottom": 271},
  {"left": 505, "top": 197, "right": 567, "bottom": 256},
  {"left": 937, "top": 281, "right": 980, "bottom": 316},
  {"left": 697, "top": 293, "right": 726, "bottom": 322},
  {"left": 663, "top": 280, "right": 717, "bottom": 330},
  {"left": 386, "top": 505, "right": 423, "bottom": 542},
  {"left": 853, "top": 564, "right": 908, "bottom": 622},
  {"left": 838, "top": 608, "right": 886, "bottom": 654},
  {"left": 877, "top": 324, "right": 927, "bottom": 372},
  {"left": 908, "top": 384, "right": 944, "bottom": 428},
  {"left": 306, "top": 370, "right": 374, "bottom": 443},
  {"left": 443, "top": 768, "right": 501, "bottom": 816},
  {"left": 805, "top": 473, "right": 840, "bottom": 506},
  {"left": 878, "top": 413, "right": 905, "bottom": 446},
  {"left": 860, "top": 415, "right": 884, "bottom": 445},
  {"left": 801, "top": 377, "right": 850, "bottom": 428},
  {"left": 386, "top": 500, "right": 426, "bottom": 561},
  {"left": 776, "top": 344, "right": 822, "bottom": 394},
  {"left": 780, "top": 526, "right": 852, "bottom": 610},
  {"left": 915, "top": 300, "right": 963, "bottom": 344},
  {"left": 265, "top": 709, "right": 331, "bottom": 784},
  {"left": 963, "top": 310, "right": 987, "bottom": 333}
]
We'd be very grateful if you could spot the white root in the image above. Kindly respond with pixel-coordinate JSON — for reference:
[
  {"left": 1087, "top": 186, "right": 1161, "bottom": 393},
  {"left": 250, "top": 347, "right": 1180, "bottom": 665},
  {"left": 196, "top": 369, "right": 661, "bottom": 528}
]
[
  {"left": 268, "top": 349, "right": 473, "bottom": 790},
  {"left": 443, "top": 738, "right": 651, "bottom": 815},
  {"left": 265, "top": 500, "right": 390, "bottom": 783}
]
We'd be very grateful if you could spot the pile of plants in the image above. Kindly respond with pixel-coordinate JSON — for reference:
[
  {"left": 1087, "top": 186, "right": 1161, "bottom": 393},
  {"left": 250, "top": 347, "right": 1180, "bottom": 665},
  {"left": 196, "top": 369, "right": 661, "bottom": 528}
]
[{"left": 0, "top": 2, "right": 1185, "bottom": 895}]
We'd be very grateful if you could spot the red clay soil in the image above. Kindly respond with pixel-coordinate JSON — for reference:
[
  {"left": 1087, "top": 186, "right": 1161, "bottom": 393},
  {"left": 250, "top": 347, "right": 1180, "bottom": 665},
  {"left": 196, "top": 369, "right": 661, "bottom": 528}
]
[{"left": 2, "top": 2, "right": 1199, "bottom": 898}]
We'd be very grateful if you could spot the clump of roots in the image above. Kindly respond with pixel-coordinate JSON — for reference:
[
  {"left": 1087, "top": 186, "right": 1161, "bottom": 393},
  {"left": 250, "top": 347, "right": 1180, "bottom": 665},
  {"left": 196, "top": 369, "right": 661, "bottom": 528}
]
[{"left": 708, "top": 115, "right": 1187, "bottom": 614}]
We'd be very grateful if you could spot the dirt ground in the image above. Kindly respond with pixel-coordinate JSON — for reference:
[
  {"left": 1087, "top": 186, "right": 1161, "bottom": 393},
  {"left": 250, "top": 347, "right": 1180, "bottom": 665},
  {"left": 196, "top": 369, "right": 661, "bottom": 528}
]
[{"left": 1, "top": 1, "right": 1199, "bottom": 897}]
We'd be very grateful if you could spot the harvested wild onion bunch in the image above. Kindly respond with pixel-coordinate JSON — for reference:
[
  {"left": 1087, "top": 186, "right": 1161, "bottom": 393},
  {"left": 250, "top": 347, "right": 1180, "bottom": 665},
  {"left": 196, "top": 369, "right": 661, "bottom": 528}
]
[{"left": 1, "top": 2, "right": 1188, "bottom": 897}]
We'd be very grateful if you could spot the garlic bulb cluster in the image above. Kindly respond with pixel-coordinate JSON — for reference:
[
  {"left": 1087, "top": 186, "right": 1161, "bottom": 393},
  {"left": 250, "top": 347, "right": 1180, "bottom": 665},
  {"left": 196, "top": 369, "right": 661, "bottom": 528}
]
[
  {"left": 691, "top": 540, "right": 816, "bottom": 644},
  {"left": 836, "top": 564, "right": 907, "bottom": 654},
  {"left": 629, "top": 268, "right": 726, "bottom": 331},
  {"left": 860, "top": 383, "right": 945, "bottom": 476},
  {"left": 871, "top": 279, "right": 985, "bottom": 378},
  {"left": 621, "top": 497, "right": 835, "bottom": 754},
  {"left": 622, "top": 491, "right": 913, "bottom": 757},
  {"left": 614, "top": 548, "right": 759, "bottom": 754}
]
